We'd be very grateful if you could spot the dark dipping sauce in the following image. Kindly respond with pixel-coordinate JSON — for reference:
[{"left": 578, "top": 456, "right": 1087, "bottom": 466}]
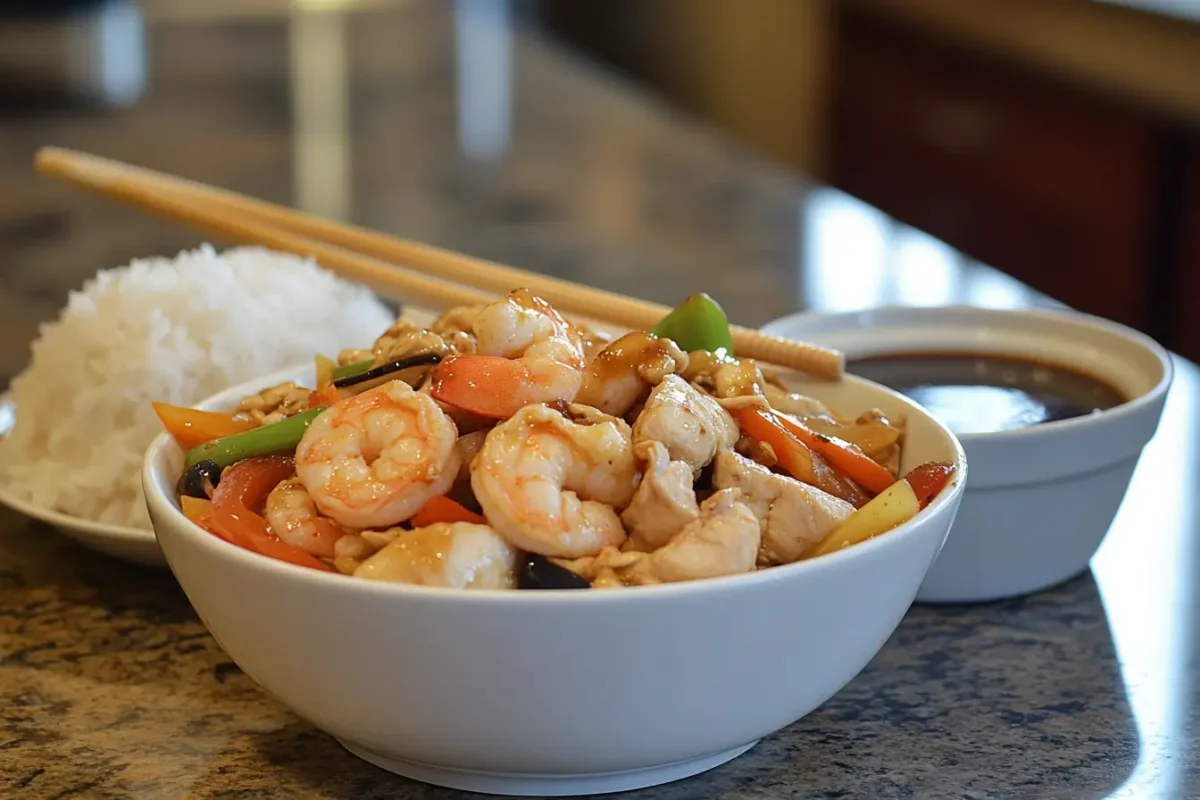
[{"left": 847, "top": 352, "right": 1127, "bottom": 435}]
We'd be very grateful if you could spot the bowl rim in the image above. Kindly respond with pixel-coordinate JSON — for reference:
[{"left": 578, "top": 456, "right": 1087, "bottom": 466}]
[
  {"left": 762, "top": 304, "right": 1175, "bottom": 443},
  {"left": 142, "top": 364, "right": 967, "bottom": 604}
]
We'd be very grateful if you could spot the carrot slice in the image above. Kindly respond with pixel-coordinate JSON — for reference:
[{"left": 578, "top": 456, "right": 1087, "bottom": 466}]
[
  {"left": 209, "top": 455, "right": 334, "bottom": 572},
  {"left": 411, "top": 495, "right": 487, "bottom": 528},
  {"left": 730, "top": 406, "right": 869, "bottom": 507},
  {"left": 774, "top": 411, "right": 897, "bottom": 495},
  {"left": 153, "top": 402, "right": 254, "bottom": 449},
  {"left": 308, "top": 384, "right": 340, "bottom": 409}
]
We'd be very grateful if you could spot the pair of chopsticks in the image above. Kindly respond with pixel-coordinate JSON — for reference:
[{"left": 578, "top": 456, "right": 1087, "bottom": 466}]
[{"left": 34, "top": 146, "right": 843, "bottom": 378}]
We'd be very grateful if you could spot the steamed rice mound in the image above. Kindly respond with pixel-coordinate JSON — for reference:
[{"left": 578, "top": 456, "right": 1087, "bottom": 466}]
[{"left": 0, "top": 244, "right": 394, "bottom": 530}]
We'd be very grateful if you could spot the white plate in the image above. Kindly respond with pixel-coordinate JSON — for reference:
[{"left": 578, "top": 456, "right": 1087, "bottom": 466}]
[{"left": 0, "top": 392, "right": 165, "bottom": 566}]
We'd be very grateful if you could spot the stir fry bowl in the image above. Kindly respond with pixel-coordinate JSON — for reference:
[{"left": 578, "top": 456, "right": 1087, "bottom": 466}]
[{"left": 143, "top": 364, "right": 966, "bottom": 797}]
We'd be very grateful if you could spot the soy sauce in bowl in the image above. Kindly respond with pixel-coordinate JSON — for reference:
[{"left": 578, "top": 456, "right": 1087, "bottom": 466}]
[{"left": 847, "top": 352, "right": 1126, "bottom": 436}]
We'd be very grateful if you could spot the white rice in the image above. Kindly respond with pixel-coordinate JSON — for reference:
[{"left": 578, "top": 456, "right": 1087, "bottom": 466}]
[{"left": 0, "top": 244, "right": 394, "bottom": 530}]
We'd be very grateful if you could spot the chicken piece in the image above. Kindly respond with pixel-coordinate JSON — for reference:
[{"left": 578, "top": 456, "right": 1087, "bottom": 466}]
[
  {"left": 623, "top": 489, "right": 760, "bottom": 583},
  {"left": 713, "top": 451, "right": 854, "bottom": 566},
  {"left": 620, "top": 440, "right": 700, "bottom": 551},
  {"left": 354, "top": 523, "right": 517, "bottom": 588},
  {"left": 553, "top": 545, "right": 646, "bottom": 587},
  {"left": 684, "top": 351, "right": 766, "bottom": 399},
  {"left": 332, "top": 529, "right": 401, "bottom": 575},
  {"left": 554, "top": 489, "right": 759, "bottom": 586},
  {"left": 576, "top": 332, "right": 689, "bottom": 416},
  {"left": 234, "top": 381, "right": 313, "bottom": 426},
  {"left": 372, "top": 320, "right": 457, "bottom": 364},
  {"left": 430, "top": 305, "right": 482, "bottom": 355},
  {"left": 632, "top": 374, "right": 739, "bottom": 474}
]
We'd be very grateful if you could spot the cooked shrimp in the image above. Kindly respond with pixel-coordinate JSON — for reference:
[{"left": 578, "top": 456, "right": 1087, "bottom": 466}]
[
  {"left": 576, "top": 332, "right": 689, "bottom": 417},
  {"left": 294, "top": 379, "right": 461, "bottom": 529},
  {"left": 620, "top": 440, "right": 699, "bottom": 551},
  {"left": 632, "top": 374, "right": 739, "bottom": 474},
  {"left": 264, "top": 477, "right": 351, "bottom": 558},
  {"left": 354, "top": 523, "right": 518, "bottom": 589},
  {"left": 560, "top": 489, "right": 759, "bottom": 585},
  {"left": 713, "top": 451, "right": 854, "bottom": 565},
  {"left": 472, "top": 403, "right": 636, "bottom": 558},
  {"left": 429, "top": 289, "right": 587, "bottom": 419}
]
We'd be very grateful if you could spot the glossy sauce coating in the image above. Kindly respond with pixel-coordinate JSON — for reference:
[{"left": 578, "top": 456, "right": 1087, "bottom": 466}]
[{"left": 848, "top": 352, "right": 1126, "bottom": 435}]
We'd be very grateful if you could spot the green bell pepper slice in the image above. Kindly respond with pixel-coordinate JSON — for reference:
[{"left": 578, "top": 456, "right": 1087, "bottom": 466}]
[
  {"left": 333, "top": 358, "right": 374, "bottom": 382},
  {"left": 185, "top": 406, "right": 327, "bottom": 469},
  {"left": 650, "top": 293, "right": 734, "bottom": 356}
]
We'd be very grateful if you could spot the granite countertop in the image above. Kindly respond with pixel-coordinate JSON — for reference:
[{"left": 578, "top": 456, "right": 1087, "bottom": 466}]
[{"left": 1, "top": 2, "right": 1198, "bottom": 798}]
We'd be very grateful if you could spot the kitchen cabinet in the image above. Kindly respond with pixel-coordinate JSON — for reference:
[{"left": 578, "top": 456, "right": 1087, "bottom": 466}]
[{"left": 831, "top": 8, "right": 1161, "bottom": 334}]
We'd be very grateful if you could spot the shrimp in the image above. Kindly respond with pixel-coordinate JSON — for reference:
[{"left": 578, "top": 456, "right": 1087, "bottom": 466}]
[
  {"left": 557, "top": 489, "right": 760, "bottom": 586},
  {"left": 354, "top": 523, "right": 518, "bottom": 589},
  {"left": 429, "top": 289, "right": 586, "bottom": 419},
  {"left": 264, "top": 477, "right": 351, "bottom": 558},
  {"left": 620, "top": 440, "right": 700, "bottom": 551},
  {"left": 294, "top": 379, "right": 461, "bottom": 529},
  {"left": 631, "top": 374, "right": 739, "bottom": 474},
  {"left": 713, "top": 451, "right": 854, "bottom": 565},
  {"left": 575, "top": 332, "right": 689, "bottom": 417},
  {"left": 471, "top": 403, "right": 637, "bottom": 558}
]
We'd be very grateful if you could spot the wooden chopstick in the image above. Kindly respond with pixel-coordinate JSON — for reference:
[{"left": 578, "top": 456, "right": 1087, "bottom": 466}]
[{"left": 35, "top": 146, "right": 844, "bottom": 378}]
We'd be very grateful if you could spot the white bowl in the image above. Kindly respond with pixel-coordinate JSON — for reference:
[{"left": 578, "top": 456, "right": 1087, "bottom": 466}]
[
  {"left": 142, "top": 364, "right": 966, "bottom": 796},
  {"left": 763, "top": 306, "right": 1172, "bottom": 604}
]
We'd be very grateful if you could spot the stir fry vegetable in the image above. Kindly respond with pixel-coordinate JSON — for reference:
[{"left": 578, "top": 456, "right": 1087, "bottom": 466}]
[
  {"left": 209, "top": 456, "right": 333, "bottom": 571},
  {"left": 178, "top": 459, "right": 223, "bottom": 500},
  {"left": 333, "top": 358, "right": 374, "bottom": 382},
  {"left": 333, "top": 353, "right": 442, "bottom": 389},
  {"left": 153, "top": 403, "right": 253, "bottom": 449},
  {"left": 808, "top": 461, "right": 956, "bottom": 557},
  {"left": 729, "top": 405, "right": 870, "bottom": 507},
  {"left": 410, "top": 495, "right": 487, "bottom": 527},
  {"left": 185, "top": 406, "right": 326, "bottom": 469},
  {"left": 650, "top": 293, "right": 734, "bottom": 356},
  {"left": 315, "top": 354, "right": 337, "bottom": 389},
  {"left": 774, "top": 411, "right": 896, "bottom": 495}
]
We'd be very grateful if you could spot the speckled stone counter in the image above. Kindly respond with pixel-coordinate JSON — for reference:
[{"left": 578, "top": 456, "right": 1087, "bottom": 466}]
[{"left": 1, "top": 3, "right": 1197, "bottom": 798}]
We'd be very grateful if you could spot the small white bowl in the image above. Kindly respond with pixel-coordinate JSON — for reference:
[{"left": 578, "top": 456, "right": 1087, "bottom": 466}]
[
  {"left": 142, "top": 364, "right": 965, "bottom": 796},
  {"left": 763, "top": 306, "right": 1172, "bottom": 604}
]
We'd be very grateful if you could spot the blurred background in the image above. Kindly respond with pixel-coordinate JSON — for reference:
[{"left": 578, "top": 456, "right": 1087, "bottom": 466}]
[{"left": 1, "top": 0, "right": 1198, "bottom": 366}]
